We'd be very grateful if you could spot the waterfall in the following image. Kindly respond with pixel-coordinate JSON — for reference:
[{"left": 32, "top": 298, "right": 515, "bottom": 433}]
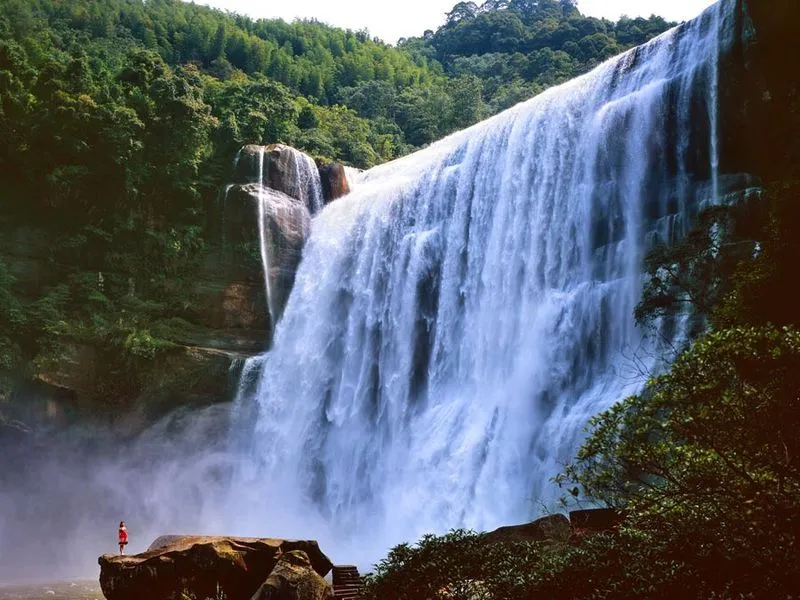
[
  {"left": 343, "top": 166, "right": 363, "bottom": 190},
  {"left": 228, "top": 1, "right": 736, "bottom": 561},
  {"left": 256, "top": 147, "right": 277, "bottom": 324},
  {"left": 279, "top": 145, "right": 324, "bottom": 215}
]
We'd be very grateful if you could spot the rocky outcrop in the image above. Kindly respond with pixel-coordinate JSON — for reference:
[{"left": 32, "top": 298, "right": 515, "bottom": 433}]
[
  {"left": 484, "top": 514, "right": 571, "bottom": 544},
  {"left": 29, "top": 339, "right": 244, "bottom": 423},
  {"left": 249, "top": 550, "right": 333, "bottom": 600},
  {"left": 0, "top": 143, "right": 329, "bottom": 420},
  {"left": 483, "top": 510, "right": 626, "bottom": 547},
  {"left": 33, "top": 342, "right": 98, "bottom": 397},
  {"left": 235, "top": 144, "right": 323, "bottom": 214},
  {"left": 98, "top": 535, "right": 332, "bottom": 600},
  {"left": 317, "top": 163, "right": 351, "bottom": 204},
  {"left": 226, "top": 184, "right": 311, "bottom": 329}
]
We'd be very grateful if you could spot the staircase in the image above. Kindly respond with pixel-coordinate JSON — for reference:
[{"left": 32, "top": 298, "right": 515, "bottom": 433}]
[{"left": 332, "top": 565, "right": 361, "bottom": 599}]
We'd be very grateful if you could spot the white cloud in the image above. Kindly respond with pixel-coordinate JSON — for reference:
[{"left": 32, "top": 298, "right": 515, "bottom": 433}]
[{"left": 196, "top": 0, "right": 718, "bottom": 45}]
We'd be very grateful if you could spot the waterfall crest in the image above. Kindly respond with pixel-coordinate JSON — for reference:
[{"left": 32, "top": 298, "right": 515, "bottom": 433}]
[{"left": 229, "top": 1, "right": 735, "bottom": 560}]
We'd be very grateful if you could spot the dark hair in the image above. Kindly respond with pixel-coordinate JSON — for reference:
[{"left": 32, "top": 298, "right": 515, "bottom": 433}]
[{"left": 119, "top": 521, "right": 125, "bottom": 527}]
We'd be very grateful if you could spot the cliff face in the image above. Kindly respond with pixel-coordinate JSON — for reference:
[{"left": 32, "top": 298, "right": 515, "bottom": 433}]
[
  {"left": 1, "top": 146, "right": 353, "bottom": 429},
  {"left": 719, "top": 0, "right": 800, "bottom": 181}
]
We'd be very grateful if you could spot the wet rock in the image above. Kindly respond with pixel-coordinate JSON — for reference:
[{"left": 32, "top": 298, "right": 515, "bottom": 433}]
[
  {"left": 249, "top": 550, "right": 333, "bottom": 600},
  {"left": 34, "top": 342, "right": 98, "bottom": 397},
  {"left": 226, "top": 184, "right": 311, "bottom": 330},
  {"left": 317, "top": 163, "right": 351, "bottom": 204},
  {"left": 234, "top": 145, "right": 323, "bottom": 214},
  {"left": 98, "top": 536, "right": 332, "bottom": 600},
  {"left": 234, "top": 144, "right": 265, "bottom": 184}
]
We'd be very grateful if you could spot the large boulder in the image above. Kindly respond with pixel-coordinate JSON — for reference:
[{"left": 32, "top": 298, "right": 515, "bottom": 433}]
[
  {"left": 484, "top": 513, "right": 571, "bottom": 544},
  {"left": 98, "top": 535, "right": 332, "bottom": 600},
  {"left": 317, "top": 163, "right": 351, "bottom": 204},
  {"left": 249, "top": 550, "right": 333, "bottom": 600},
  {"left": 225, "top": 184, "right": 311, "bottom": 332},
  {"left": 234, "top": 144, "right": 323, "bottom": 214}
]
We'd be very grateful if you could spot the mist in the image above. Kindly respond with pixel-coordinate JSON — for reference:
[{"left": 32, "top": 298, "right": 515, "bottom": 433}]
[
  {"left": 0, "top": 403, "right": 236, "bottom": 583},
  {"left": 0, "top": 366, "right": 379, "bottom": 585}
]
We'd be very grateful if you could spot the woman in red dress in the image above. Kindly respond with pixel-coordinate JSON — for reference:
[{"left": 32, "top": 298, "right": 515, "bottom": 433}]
[{"left": 118, "top": 521, "right": 128, "bottom": 555}]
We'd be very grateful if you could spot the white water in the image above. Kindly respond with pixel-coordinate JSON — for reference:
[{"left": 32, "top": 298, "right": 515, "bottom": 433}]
[
  {"left": 225, "top": 2, "right": 736, "bottom": 563},
  {"left": 237, "top": 144, "right": 323, "bottom": 329},
  {"left": 271, "top": 145, "right": 325, "bottom": 215},
  {"left": 343, "top": 166, "right": 363, "bottom": 190},
  {"left": 256, "top": 147, "right": 277, "bottom": 323}
]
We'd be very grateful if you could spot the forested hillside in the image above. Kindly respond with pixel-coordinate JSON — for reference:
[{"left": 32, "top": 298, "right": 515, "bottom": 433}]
[
  {"left": 0, "top": 0, "right": 672, "bottom": 408},
  {"left": 400, "top": 0, "right": 673, "bottom": 122}
]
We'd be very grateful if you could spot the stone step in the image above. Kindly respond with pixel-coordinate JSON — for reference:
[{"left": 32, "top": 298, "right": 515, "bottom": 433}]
[{"left": 332, "top": 565, "right": 362, "bottom": 598}]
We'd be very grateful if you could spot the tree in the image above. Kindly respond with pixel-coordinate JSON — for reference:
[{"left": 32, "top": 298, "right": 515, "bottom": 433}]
[
  {"left": 566, "top": 325, "right": 800, "bottom": 596},
  {"left": 445, "top": 2, "right": 479, "bottom": 26}
]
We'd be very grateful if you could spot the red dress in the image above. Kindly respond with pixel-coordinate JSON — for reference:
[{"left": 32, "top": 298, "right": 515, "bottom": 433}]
[{"left": 118, "top": 527, "right": 128, "bottom": 546}]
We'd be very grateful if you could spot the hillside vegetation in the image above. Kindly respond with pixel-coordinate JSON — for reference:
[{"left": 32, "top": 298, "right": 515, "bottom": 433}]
[{"left": 0, "top": 0, "right": 672, "bottom": 406}]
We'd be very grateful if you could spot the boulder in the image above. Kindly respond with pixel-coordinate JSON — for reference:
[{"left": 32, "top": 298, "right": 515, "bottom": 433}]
[
  {"left": 234, "top": 144, "right": 264, "bottom": 183},
  {"left": 226, "top": 184, "right": 311, "bottom": 331},
  {"left": 484, "top": 513, "right": 571, "bottom": 544},
  {"left": 33, "top": 342, "right": 98, "bottom": 397},
  {"left": 234, "top": 145, "right": 323, "bottom": 214},
  {"left": 249, "top": 550, "right": 333, "bottom": 600},
  {"left": 98, "top": 535, "right": 333, "bottom": 600},
  {"left": 317, "top": 163, "right": 351, "bottom": 204}
]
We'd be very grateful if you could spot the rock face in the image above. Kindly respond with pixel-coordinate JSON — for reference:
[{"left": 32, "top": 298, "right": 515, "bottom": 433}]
[
  {"left": 249, "top": 550, "right": 333, "bottom": 600},
  {"left": 317, "top": 163, "right": 351, "bottom": 204},
  {"left": 98, "top": 535, "right": 333, "bottom": 600},
  {"left": 713, "top": 0, "right": 800, "bottom": 189},
  {"left": 235, "top": 144, "right": 323, "bottom": 214},
  {"left": 484, "top": 514, "right": 571, "bottom": 544},
  {"left": 226, "top": 184, "right": 312, "bottom": 329}
]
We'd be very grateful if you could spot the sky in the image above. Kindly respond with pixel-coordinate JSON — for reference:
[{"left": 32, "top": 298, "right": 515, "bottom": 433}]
[{"left": 197, "top": 0, "right": 718, "bottom": 45}]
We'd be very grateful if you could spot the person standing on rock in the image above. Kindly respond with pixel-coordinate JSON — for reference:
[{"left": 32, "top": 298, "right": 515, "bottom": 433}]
[{"left": 118, "top": 521, "right": 128, "bottom": 555}]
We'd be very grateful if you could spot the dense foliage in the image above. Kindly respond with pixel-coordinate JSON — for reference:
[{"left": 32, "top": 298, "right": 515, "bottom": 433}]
[
  {"left": 2, "top": 0, "right": 798, "bottom": 594},
  {"left": 400, "top": 0, "right": 673, "bottom": 116}
]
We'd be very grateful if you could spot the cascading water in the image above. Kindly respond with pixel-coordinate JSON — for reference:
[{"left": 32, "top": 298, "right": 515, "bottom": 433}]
[
  {"left": 278, "top": 145, "right": 325, "bottom": 215},
  {"left": 343, "top": 166, "right": 363, "bottom": 189},
  {"left": 228, "top": 1, "right": 736, "bottom": 561},
  {"left": 229, "top": 144, "right": 323, "bottom": 330},
  {"left": 258, "top": 146, "right": 275, "bottom": 322},
  {"left": 256, "top": 147, "right": 277, "bottom": 323}
]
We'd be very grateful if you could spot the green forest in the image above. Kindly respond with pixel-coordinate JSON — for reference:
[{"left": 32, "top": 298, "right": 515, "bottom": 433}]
[{"left": 0, "top": 0, "right": 673, "bottom": 401}]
